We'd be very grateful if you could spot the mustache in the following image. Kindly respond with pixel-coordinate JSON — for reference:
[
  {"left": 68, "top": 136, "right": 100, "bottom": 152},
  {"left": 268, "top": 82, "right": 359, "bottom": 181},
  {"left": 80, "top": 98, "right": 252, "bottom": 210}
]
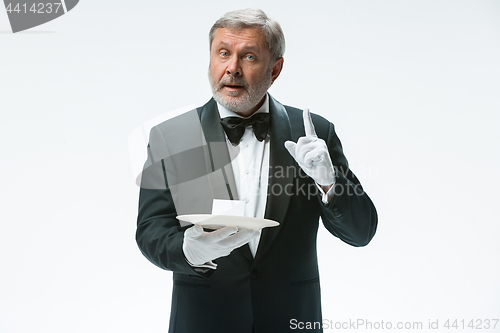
[{"left": 217, "top": 76, "right": 248, "bottom": 90}]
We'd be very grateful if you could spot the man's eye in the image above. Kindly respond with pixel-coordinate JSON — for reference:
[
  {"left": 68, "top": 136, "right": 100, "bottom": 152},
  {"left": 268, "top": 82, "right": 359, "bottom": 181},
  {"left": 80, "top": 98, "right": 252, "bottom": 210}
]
[
  {"left": 220, "top": 51, "right": 229, "bottom": 57},
  {"left": 246, "top": 55, "right": 255, "bottom": 60}
]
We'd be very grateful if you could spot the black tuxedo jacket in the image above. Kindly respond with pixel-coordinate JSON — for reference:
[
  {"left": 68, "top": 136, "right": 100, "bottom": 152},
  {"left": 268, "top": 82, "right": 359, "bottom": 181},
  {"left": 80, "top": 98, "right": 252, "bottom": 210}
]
[{"left": 136, "top": 96, "right": 377, "bottom": 333}]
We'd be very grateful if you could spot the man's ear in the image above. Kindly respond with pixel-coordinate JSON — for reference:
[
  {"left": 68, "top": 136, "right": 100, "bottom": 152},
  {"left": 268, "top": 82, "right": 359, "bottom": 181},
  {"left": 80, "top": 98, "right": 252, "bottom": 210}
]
[{"left": 271, "top": 57, "right": 284, "bottom": 84}]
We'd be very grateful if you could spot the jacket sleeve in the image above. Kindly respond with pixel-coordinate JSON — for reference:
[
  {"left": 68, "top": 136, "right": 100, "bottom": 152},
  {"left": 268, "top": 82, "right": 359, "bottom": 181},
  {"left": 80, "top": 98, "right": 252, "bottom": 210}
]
[
  {"left": 135, "top": 126, "right": 212, "bottom": 276},
  {"left": 318, "top": 122, "right": 378, "bottom": 247}
]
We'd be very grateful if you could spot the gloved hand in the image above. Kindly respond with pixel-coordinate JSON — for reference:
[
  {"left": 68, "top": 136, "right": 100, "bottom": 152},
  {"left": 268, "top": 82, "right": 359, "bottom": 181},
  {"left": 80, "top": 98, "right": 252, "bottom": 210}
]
[
  {"left": 284, "top": 109, "right": 335, "bottom": 186},
  {"left": 183, "top": 225, "right": 259, "bottom": 269}
]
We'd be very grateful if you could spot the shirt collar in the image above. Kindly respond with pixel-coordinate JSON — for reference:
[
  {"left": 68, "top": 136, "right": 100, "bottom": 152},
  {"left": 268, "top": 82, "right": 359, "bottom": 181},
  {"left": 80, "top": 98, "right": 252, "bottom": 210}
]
[{"left": 217, "top": 93, "right": 269, "bottom": 119}]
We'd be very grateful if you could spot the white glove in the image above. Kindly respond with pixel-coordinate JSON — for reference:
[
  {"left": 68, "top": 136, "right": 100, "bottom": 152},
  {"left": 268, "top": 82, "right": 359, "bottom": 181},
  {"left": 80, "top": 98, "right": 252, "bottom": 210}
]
[
  {"left": 284, "top": 109, "right": 335, "bottom": 186},
  {"left": 183, "top": 225, "right": 259, "bottom": 269}
]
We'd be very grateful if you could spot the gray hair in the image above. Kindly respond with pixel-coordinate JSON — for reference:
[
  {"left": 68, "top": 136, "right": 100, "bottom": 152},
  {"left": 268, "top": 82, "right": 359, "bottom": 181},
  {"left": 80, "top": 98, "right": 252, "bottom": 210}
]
[{"left": 209, "top": 8, "right": 285, "bottom": 61}]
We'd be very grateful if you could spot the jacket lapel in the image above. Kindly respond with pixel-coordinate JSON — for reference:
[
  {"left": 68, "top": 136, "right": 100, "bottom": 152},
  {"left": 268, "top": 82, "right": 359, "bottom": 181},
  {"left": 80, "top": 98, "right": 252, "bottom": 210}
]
[
  {"left": 197, "top": 99, "right": 239, "bottom": 201},
  {"left": 253, "top": 95, "right": 295, "bottom": 265}
]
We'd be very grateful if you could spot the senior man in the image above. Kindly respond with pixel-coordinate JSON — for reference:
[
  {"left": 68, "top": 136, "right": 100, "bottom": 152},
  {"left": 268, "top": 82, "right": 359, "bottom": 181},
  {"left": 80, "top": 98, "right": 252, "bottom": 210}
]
[{"left": 136, "top": 8, "right": 377, "bottom": 333}]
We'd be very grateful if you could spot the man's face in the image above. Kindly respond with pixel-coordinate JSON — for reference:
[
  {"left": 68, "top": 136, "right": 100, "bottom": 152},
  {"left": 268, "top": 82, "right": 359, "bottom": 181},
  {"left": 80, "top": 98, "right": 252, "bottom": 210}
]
[{"left": 209, "top": 27, "right": 283, "bottom": 116}]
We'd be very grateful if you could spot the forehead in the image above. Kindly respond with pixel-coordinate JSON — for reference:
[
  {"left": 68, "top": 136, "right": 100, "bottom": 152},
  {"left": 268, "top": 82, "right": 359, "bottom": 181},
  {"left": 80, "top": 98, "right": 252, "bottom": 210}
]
[{"left": 212, "top": 27, "right": 268, "bottom": 52}]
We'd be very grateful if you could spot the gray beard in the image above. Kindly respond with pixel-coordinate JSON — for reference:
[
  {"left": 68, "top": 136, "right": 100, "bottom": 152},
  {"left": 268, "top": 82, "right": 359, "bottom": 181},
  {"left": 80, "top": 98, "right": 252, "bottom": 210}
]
[{"left": 209, "top": 70, "right": 273, "bottom": 114}]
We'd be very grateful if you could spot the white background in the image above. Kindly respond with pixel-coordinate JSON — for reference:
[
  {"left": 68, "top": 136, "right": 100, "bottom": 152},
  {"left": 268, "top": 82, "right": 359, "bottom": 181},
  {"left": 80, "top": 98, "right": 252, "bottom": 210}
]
[{"left": 1, "top": 1, "right": 499, "bottom": 332}]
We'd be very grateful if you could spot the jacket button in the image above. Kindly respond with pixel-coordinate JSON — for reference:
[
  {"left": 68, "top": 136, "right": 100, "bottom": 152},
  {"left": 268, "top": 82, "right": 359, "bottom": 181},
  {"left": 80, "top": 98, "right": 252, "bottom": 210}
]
[{"left": 251, "top": 270, "right": 258, "bottom": 279}]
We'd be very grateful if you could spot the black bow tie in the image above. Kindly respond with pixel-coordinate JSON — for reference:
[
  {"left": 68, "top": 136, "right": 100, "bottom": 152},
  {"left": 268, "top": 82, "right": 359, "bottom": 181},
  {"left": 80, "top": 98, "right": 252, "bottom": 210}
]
[{"left": 220, "top": 113, "right": 270, "bottom": 145}]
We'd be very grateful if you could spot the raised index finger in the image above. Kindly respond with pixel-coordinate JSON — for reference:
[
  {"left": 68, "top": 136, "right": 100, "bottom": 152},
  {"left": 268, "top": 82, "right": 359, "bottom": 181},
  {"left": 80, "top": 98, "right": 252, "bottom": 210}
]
[{"left": 303, "top": 108, "right": 317, "bottom": 137}]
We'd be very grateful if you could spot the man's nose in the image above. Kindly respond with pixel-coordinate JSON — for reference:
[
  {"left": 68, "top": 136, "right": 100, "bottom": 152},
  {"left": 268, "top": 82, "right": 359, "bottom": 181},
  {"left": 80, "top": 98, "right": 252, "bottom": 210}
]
[{"left": 226, "top": 57, "right": 241, "bottom": 76}]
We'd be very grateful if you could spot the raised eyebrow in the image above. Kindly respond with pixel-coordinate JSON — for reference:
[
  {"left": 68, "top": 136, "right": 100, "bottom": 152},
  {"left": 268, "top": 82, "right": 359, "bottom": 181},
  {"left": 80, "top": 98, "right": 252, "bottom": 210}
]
[
  {"left": 217, "top": 42, "right": 232, "bottom": 50},
  {"left": 217, "top": 42, "right": 260, "bottom": 53},
  {"left": 241, "top": 45, "right": 260, "bottom": 53}
]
